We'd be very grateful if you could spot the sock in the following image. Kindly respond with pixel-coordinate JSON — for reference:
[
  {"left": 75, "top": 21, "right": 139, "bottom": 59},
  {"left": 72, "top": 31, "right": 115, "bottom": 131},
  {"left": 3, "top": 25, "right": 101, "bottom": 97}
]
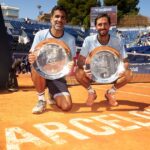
[
  {"left": 108, "top": 85, "right": 117, "bottom": 94},
  {"left": 37, "top": 92, "right": 45, "bottom": 101},
  {"left": 87, "top": 86, "right": 95, "bottom": 93}
]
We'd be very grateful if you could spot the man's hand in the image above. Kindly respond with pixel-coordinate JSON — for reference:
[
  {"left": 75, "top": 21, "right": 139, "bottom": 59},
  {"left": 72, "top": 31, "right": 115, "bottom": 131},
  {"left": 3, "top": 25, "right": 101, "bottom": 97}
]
[
  {"left": 67, "top": 61, "right": 74, "bottom": 73},
  {"left": 28, "top": 53, "right": 37, "bottom": 64},
  {"left": 83, "top": 65, "right": 92, "bottom": 79}
]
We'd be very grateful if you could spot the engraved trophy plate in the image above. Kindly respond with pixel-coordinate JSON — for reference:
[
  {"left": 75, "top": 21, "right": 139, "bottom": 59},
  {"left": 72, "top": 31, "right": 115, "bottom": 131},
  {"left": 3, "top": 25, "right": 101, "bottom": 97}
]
[
  {"left": 33, "top": 38, "right": 71, "bottom": 80},
  {"left": 85, "top": 46, "right": 125, "bottom": 83}
]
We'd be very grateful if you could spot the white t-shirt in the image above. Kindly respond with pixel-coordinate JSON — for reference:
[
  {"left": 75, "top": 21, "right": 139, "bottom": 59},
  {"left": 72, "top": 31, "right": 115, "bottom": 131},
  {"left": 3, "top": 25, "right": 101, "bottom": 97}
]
[
  {"left": 30, "top": 29, "right": 76, "bottom": 58},
  {"left": 80, "top": 34, "right": 127, "bottom": 59}
]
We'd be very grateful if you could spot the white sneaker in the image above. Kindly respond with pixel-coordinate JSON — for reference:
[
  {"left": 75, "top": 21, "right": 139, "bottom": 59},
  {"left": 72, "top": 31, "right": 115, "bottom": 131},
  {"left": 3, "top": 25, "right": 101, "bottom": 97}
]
[
  {"left": 86, "top": 92, "right": 97, "bottom": 106},
  {"left": 47, "top": 92, "right": 56, "bottom": 105},
  {"left": 105, "top": 90, "right": 118, "bottom": 106},
  {"left": 47, "top": 99, "right": 56, "bottom": 105},
  {"left": 32, "top": 100, "right": 46, "bottom": 114}
]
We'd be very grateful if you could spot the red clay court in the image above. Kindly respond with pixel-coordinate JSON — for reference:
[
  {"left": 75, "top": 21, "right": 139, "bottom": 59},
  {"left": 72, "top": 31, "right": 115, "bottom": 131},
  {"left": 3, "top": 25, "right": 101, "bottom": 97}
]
[{"left": 0, "top": 73, "right": 150, "bottom": 150}]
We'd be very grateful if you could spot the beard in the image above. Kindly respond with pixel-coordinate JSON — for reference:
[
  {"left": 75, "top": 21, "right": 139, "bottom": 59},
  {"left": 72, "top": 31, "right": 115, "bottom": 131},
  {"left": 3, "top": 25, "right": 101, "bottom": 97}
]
[
  {"left": 99, "top": 29, "right": 109, "bottom": 36},
  {"left": 53, "top": 22, "right": 64, "bottom": 31},
  {"left": 54, "top": 26, "right": 63, "bottom": 31}
]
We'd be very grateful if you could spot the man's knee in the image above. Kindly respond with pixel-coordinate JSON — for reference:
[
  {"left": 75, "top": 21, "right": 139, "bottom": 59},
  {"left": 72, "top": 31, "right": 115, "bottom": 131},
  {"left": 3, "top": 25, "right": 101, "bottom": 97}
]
[
  {"left": 126, "top": 69, "right": 133, "bottom": 82},
  {"left": 55, "top": 95, "right": 72, "bottom": 111},
  {"left": 61, "top": 102, "right": 72, "bottom": 111}
]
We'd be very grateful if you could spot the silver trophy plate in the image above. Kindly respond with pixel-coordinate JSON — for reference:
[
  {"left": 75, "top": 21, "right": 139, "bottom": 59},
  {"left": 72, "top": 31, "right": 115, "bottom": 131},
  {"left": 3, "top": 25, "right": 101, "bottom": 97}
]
[
  {"left": 85, "top": 46, "right": 125, "bottom": 83},
  {"left": 33, "top": 38, "right": 71, "bottom": 80}
]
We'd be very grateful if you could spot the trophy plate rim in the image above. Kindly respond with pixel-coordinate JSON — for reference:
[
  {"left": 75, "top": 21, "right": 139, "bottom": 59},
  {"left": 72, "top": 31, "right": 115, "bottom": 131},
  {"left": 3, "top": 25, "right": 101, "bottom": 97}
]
[
  {"left": 85, "top": 46, "right": 124, "bottom": 83},
  {"left": 33, "top": 38, "right": 71, "bottom": 80}
]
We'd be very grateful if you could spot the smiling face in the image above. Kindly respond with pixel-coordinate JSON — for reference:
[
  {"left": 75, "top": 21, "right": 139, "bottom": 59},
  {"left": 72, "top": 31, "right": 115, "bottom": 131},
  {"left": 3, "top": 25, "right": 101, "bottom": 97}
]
[
  {"left": 95, "top": 17, "right": 110, "bottom": 37},
  {"left": 50, "top": 10, "right": 67, "bottom": 31}
]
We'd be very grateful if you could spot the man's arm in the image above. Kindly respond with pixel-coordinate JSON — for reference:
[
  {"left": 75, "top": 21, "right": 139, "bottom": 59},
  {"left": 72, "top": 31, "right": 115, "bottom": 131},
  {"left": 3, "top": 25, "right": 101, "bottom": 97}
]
[
  {"left": 77, "top": 55, "right": 86, "bottom": 69},
  {"left": 123, "top": 58, "right": 130, "bottom": 69}
]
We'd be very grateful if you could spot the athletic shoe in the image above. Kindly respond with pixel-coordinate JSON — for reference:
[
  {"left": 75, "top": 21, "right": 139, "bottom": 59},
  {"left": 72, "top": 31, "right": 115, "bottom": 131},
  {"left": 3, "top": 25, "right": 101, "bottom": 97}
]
[
  {"left": 8, "top": 87, "right": 18, "bottom": 92},
  {"left": 86, "top": 92, "right": 97, "bottom": 106},
  {"left": 47, "top": 92, "right": 56, "bottom": 105},
  {"left": 32, "top": 100, "right": 46, "bottom": 114},
  {"left": 47, "top": 99, "right": 56, "bottom": 105},
  {"left": 105, "top": 91, "right": 118, "bottom": 106}
]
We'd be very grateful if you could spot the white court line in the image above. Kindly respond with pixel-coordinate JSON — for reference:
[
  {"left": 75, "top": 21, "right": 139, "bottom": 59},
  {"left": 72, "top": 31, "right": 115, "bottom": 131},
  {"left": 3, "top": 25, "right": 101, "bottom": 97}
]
[
  {"left": 94, "top": 87, "right": 150, "bottom": 98},
  {"left": 127, "top": 84, "right": 150, "bottom": 88}
]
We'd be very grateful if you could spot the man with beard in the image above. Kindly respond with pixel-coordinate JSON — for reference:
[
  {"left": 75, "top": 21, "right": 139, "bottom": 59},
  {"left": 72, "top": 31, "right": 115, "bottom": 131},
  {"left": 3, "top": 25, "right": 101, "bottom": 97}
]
[
  {"left": 75, "top": 14, "right": 132, "bottom": 107},
  {"left": 28, "top": 5, "right": 76, "bottom": 114}
]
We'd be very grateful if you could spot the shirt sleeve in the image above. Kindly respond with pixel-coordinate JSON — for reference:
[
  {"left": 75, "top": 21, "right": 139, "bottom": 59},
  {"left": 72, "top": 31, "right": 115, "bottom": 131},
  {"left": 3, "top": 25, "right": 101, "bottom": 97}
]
[
  {"left": 69, "top": 37, "right": 76, "bottom": 58},
  {"left": 110, "top": 36, "right": 127, "bottom": 59},
  {"left": 29, "top": 32, "right": 41, "bottom": 52},
  {"left": 119, "top": 39, "right": 128, "bottom": 59},
  {"left": 80, "top": 37, "right": 90, "bottom": 57}
]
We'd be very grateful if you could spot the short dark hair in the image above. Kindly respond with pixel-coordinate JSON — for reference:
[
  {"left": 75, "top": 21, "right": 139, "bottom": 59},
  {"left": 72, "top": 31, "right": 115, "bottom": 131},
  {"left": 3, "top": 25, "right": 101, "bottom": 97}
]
[
  {"left": 94, "top": 13, "right": 111, "bottom": 26},
  {"left": 50, "top": 5, "right": 68, "bottom": 19}
]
